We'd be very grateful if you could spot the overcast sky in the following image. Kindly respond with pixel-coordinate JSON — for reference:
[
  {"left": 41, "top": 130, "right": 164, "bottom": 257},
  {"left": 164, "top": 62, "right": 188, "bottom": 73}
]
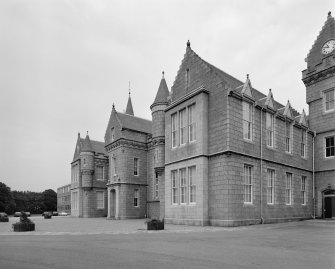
[{"left": 0, "top": 0, "right": 333, "bottom": 192}]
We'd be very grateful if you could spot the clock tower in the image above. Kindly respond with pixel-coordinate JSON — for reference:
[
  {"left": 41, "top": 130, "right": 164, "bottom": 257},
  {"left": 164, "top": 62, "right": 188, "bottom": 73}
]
[{"left": 302, "top": 12, "right": 335, "bottom": 218}]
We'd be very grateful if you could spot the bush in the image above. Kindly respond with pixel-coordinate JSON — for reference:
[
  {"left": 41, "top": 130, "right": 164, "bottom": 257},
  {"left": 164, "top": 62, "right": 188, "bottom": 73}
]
[
  {"left": 146, "top": 218, "right": 164, "bottom": 230},
  {"left": 12, "top": 211, "right": 35, "bottom": 232}
]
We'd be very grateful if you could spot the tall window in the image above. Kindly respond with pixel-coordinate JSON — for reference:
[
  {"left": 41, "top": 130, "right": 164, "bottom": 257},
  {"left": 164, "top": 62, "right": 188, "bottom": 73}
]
[
  {"left": 111, "top": 128, "right": 115, "bottom": 141},
  {"left": 96, "top": 165, "right": 104, "bottom": 180},
  {"left": 324, "top": 89, "right": 334, "bottom": 112},
  {"left": 180, "top": 168, "right": 187, "bottom": 204},
  {"left": 244, "top": 165, "right": 253, "bottom": 203},
  {"left": 189, "top": 166, "right": 196, "bottom": 203},
  {"left": 112, "top": 157, "right": 117, "bottom": 176},
  {"left": 134, "top": 158, "right": 139, "bottom": 176},
  {"left": 171, "top": 170, "right": 178, "bottom": 204},
  {"left": 134, "top": 189, "right": 139, "bottom": 207},
  {"left": 325, "top": 136, "right": 335, "bottom": 157},
  {"left": 266, "top": 113, "right": 274, "bottom": 147},
  {"left": 154, "top": 173, "right": 159, "bottom": 199},
  {"left": 96, "top": 191, "right": 104, "bottom": 209},
  {"left": 285, "top": 121, "right": 291, "bottom": 153},
  {"left": 286, "top": 173, "right": 292, "bottom": 205},
  {"left": 179, "top": 109, "right": 187, "bottom": 145},
  {"left": 188, "top": 104, "right": 196, "bottom": 142},
  {"left": 267, "top": 169, "right": 275, "bottom": 204},
  {"left": 243, "top": 102, "right": 253, "bottom": 141},
  {"left": 72, "top": 164, "right": 79, "bottom": 182},
  {"left": 72, "top": 191, "right": 78, "bottom": 210},
  {"left": 301, "top": 176, "right": 306, "bottom": 205},
  {"left": 171, "top": 113, "right": 178, "bottom": 148},
  {"left": 301, "top": 129, "right": 306, "bottom": 158}
]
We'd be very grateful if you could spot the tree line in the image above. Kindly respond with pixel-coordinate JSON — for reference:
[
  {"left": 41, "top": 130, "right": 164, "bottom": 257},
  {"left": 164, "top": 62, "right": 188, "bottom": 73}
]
[{"left": 0, "top": 182, "right": 57, "bottom": 214}]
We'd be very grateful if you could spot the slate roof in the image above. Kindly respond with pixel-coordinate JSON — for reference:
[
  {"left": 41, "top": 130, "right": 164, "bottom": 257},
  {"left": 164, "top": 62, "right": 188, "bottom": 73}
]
[
  {"left": 116, "top": 111, "right": 152, "bottom": 134},
  {"left": 152, "top": 76, "right": 169, "bottom": 106}
]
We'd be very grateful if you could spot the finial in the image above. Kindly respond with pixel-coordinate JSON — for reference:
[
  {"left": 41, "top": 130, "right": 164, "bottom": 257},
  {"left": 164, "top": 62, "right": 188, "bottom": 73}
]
[
  {"left": 328, "top": 11, "right": 331, "bottom": 17},
  {"left": 187, "top": 40, "right": 190, "bottom": 47},
  {"left": 269, "top": 88, "right": 272, "bottom": 92},
  {"left": 86, "top": 131, "right": 88, "bottom": 136},
  {"left": 112, "top": 103, "right": 115, "bottom": 109},
  {"left": 78, "top": 132, "right": 80, "bottom": 137},
  {"left": 128, "top": 81, "right": 131, "bottom": 96},
  {"left": 162, "top": 71, "right": 164, "bottom": 78},
  {"left": 247, "top": 74, "right": 249, "bottom": 79}
]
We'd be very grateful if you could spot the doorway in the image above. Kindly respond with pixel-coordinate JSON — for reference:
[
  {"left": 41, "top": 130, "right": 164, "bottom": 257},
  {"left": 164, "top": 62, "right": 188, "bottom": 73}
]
[{"left": 323, "top": 189, "right": 335, "bottom": 218}]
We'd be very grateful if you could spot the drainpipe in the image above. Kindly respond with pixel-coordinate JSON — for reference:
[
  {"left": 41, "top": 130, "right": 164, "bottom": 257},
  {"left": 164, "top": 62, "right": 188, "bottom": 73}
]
[
  {"left": 260, "top": 108, "right": 264, "bottom": 224},
  {"left": 312, "top": 131, "right": 316, "bottom": 219}
]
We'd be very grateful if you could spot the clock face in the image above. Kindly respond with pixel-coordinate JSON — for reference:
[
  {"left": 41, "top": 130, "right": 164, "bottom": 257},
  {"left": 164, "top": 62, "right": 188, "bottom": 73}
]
[{"left": 321, "top": 39, "right": 335, "bottom": 55}]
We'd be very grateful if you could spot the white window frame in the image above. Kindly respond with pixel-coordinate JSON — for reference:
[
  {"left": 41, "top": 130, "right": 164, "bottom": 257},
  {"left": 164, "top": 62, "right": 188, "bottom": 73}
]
[
  {"left": 301, "top": 129, "right": 306, "bottom": 158},
  {"left": 243, "top": 102, "right": 253, "bottom": 141},
  {"left": 171, "top": 170, "right": 178, "bottom": 204},
  {"left": 285, "top": 121, "right": 292, "bottom": 153},
  {"left": 324, "top": 89, "right": 334, "bottom": 112},
  {"left": 171, "top": 113, "right": 178, "bottom": 148},
  {"left": 301, "top": 176, "right": 307, "bottom": 205},
  {"left": 179, "top": 168, "right": 187, "bottom": 204},
  {"left": 188, "top": 104, "right": 196, "bottom": 142},
  {"left": 244, "top": 164, "right": 253, "bottom": 204},
  {"left": 188, "top": 166, "right": 196, "bottom": 204},
  {"left": 96, "top": 191, "right": 104, "bottom": 209},
  {"left": 267, "top": 169, "right": 275, "bottom": 204},
  {"left": 286, "top": 173, "right": 292, "bottom": 205},
  {"left": 179, "top": 109, "right": 187, "bottom": 146},
  {"left": 325, "top": 136, "right": 335, "bottom": 158},
  {"left": 266, "top": 113, "right": 274, "bottom": 147},
  {"left": 134, "top": 158, "right": 139, "bottom": 176}
]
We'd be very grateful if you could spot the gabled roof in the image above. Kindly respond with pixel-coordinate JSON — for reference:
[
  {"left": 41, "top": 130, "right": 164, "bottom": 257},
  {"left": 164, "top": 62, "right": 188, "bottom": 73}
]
[
  {"left": 265, "top": 89, "right": 274, "bottom": 109},
  {"left": 72, "top": 133, "right": 105, "bottom": 162},
  {"left": 116, "top": 111, "right": 152, "bottom": 134},
  {"left": 240, "top": 74, "right": 253, "bottom": 98},
  {"left": 283, "top": 100, "right": 293, "bottom": 118}
]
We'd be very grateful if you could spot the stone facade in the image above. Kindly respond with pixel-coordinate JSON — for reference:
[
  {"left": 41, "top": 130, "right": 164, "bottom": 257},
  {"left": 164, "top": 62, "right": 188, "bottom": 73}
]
[
  {"left": 61, "top": 12, "right": 335, "bottom": 225},
  {"left": 57, "top": 184, "right": 71, "bottom": 213}
]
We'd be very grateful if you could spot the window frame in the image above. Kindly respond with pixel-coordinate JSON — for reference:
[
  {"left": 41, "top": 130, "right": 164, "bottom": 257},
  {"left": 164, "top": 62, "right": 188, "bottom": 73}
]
[
  {"left": 267, "top": 169, "right": 275, "bottom": 204},
  {"left": 301, "top": 176, "right": 307, "bottom": 205},
  {"left": 96, "top": 165, "right": 104, "bottom": 181},
  {"left": 324, "top": 89, "right": 335, "bottom": 112},
  {"left": 243, "top": 102, "right": 253, "bottom": 141},
  {"left": 179, "top": 108, "right": 187, "bottom": 146},
  {"left": 188, "top": 166, "right": 196, "bottom": 204},
  {"left": 188, "top": 104, "right": 196, "bottom": 143},
  {"left": 285, "top": 121, "right": 292, "bottom": 153},
  {"left": 325, "top": 135, "right": 335, "bottom": 158},
  {"left": 179, "top": 168, "right": 187, "bottom": 204},
  {"left": 285, "top": 173, "right": 292, "bottom": 205},
  {"left": 243, "top": 164, "right": 253, "bottom": 204},
  {"left": 154, "top": 173, "right": 159, "bottom": 199},
  {"left": 171, "top": 170, "right": 178, "bottom": 205},
  {"left": 134, "top": 189, "right": 139, "bottom": 207},
  {"left": 301, "top": 129, "right": 306, "bottom": 158},
  {"left": 133, "top": 158, "right": 139, "bottom": 176},
  {"left": 171, "top": 113, "right": 178, "bottom": 148},
  {"left": 96, "top": 191, "right": 105, "bottom": 209},
  {"left": 266, "top": 113, "right": 274, "bottom": 148}
]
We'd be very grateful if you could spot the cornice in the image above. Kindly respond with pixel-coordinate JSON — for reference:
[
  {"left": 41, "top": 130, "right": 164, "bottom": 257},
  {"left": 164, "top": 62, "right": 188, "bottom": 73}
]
[
  {"left": 302, "top": 65, "right": 335, "bottom": 86},
  {"left": 105, "top": 138, "right": 148, "bottom": 152}
]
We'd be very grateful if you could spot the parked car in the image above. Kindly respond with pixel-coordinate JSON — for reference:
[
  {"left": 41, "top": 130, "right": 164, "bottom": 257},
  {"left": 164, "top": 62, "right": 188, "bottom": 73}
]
[
  {"left": 0, "top": 212, "right": 9, "bottom": 222},
  {"left": 14, "top": 212, "right": 21, "bottom": 217},
  {"left": 43, "top": 211, "right": 52, "bottom": 219},
  {"left": 52, "top": 211, "right": 58, "bottom": 216},
  {"left": 59, "top": 212, "right": 68, "bottom": 216},
  {"left": 25, "top": 212, "right": 31, "bottom": 217}
]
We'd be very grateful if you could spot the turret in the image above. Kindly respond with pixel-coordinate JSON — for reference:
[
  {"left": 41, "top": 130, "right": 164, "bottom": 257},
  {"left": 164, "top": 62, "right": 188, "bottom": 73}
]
[
  {"left": 151, "top": 72, "right": 169, "bottom": 174},
  {"left": 80, "top": 132, "right": 95, "bottom": 188}
]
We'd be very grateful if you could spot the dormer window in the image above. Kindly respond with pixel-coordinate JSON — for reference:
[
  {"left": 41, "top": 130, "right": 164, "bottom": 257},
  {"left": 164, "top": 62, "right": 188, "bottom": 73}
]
[{"left": 324, "top": 89, "right": 334, "bottom": 112}]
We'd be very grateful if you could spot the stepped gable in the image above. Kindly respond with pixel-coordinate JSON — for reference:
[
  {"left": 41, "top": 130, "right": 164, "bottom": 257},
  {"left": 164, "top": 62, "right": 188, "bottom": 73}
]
[
  {"left": 173, "top": 42, "right": 303, "bottom": 117},
  {"left": 306, "top": 12, "right": 335, "bottom": 70},
  {"left": 116, "top": 111, "right": 152, "bottom": 134},
  {"left": 151, "top": 72, "right": 169, "bottom": 108}
]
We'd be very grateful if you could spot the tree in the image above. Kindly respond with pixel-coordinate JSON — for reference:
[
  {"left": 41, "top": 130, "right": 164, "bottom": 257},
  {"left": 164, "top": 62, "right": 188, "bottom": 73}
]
[
  {"left": 0, "top": 182, "right": 16, "bottom": 214},
  {"left": 42, "top": 189, "right": 57, "bottom": 211}
]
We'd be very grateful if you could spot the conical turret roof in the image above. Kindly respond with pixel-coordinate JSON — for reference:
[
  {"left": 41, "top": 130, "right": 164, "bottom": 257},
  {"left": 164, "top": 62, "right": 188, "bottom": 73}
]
[
  {"left": 151, "top": 72, "right": 169, "bottom": 108},
  {"left": 81, "top": 133, "right": 94, "bottom": 152},
  {"left": 125, "top": 94, "right": 134, "bottom": 116}
]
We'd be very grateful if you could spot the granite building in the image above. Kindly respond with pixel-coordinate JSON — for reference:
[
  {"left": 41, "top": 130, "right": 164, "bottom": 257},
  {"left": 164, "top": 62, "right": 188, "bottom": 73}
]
[{"left": 66, "top": 12, "right": 335, "bottom": 225}]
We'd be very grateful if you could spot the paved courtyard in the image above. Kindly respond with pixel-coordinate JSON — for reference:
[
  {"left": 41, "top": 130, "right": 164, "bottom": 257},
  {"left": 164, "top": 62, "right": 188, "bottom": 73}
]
[{"left": 0, "top": 216, "right": 334, "bottom": 269}]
